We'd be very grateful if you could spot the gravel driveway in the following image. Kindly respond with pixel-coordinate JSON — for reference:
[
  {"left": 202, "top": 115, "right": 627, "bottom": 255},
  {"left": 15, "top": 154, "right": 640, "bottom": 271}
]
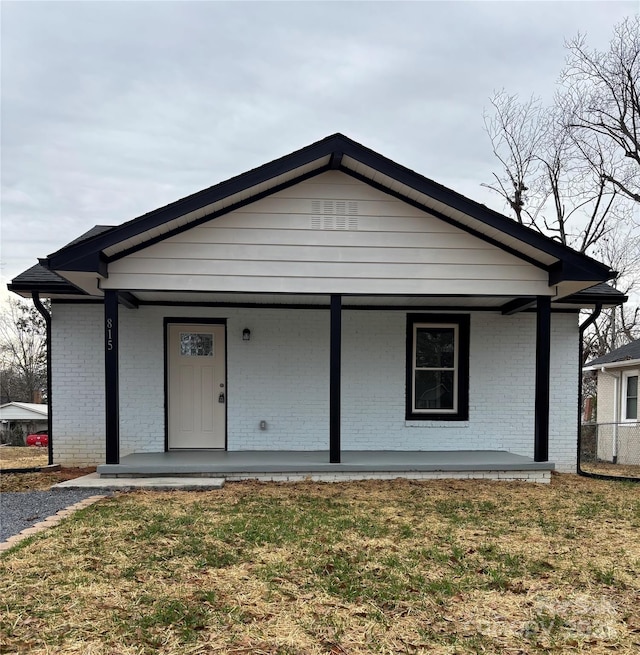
[{"left": 0, "top": 489, "right": 112, "bottom": 542}]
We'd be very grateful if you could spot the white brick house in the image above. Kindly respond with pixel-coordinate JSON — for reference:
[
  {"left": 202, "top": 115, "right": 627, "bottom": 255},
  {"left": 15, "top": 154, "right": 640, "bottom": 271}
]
[{"left": 9, "top": 134, "right": 625, "bottom": 476}]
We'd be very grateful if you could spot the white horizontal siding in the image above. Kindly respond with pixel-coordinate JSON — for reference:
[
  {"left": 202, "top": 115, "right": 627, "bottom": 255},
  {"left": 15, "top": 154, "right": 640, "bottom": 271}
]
[
  {"left": 104, "top": 171, "right": 551, "bottom": 296},
  {"left": 130, "top": 243, "right": 523, "bottom": 265},
  {"left": 104, "top": 275, "right": 549, "bottom": 296},
  {"left": 112, "top": 258, "right": 540, "bottom": 281},
  {"left": 158, "top": 228, "right": 493, "bottom": 248}
]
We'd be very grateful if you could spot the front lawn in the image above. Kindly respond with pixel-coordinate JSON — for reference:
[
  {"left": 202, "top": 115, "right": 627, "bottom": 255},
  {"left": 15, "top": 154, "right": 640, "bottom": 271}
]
[
  {"left": 0, "top": 446, "right": 48, "bottom": 471},
  {"left": 1, "top": 476, "right": 640, "bottom": 654}
]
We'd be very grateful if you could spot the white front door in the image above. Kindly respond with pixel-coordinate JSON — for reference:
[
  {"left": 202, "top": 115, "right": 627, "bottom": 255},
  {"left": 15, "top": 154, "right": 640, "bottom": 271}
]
[{"left": 167, "top": 323, "right": 226, "bottom": 449}]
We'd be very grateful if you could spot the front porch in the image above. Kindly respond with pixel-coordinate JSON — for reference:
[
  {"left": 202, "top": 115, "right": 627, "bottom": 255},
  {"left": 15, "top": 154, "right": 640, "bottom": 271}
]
[{"left": 96, "top": 449, "right": 554, "bottom": 483}]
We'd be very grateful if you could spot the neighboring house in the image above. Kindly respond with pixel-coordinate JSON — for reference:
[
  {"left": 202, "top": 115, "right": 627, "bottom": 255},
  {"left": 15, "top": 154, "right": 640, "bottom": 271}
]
[
  {"left": 0, "top": 402, "right": 48, "bottom": 442},
  {"left": 8, "top": 134, "right": 626, "bottom": 479},
  {"left": 584, "top": 339, "right": 640, "bottom": 465}
]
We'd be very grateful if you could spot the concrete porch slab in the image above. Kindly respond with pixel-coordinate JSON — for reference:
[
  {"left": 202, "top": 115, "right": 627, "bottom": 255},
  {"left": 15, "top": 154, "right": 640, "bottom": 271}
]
[{"left": 96, "top": 449, "right": 554, "bottom": 479}]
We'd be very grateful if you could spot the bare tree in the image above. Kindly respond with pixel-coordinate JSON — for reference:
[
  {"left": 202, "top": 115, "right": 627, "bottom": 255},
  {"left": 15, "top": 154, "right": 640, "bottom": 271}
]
[
  {"left": 483, "top": 92, "right": 624, "bottom": 254},
  {"left": 482, "top": 91, "right": 546, "bottom": 226},
  {"left": 483, "top": 17, "right": 640, "bottom": 371},
  {"left": 582, "top": 219, "right": 640, "bottom": 361},
  {"left": 560, "top": 16, "right": 640, "bottom": 205},
  {"left": 0, "top": 298, "right": 48, "bottom": 403}
]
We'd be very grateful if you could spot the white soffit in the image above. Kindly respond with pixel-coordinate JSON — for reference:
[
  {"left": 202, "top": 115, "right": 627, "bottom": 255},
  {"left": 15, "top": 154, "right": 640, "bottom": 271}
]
[
  {"left": 342, "top": 156, "right": 558, "bottom": 267},
  {"left": 102, "top": 156, "right": 331, "bottom": 259},
  {"left": 57, "top": 271, "right": 103, "bottom": 297},
  {"left": 553, "top": 280, "right": 601, "bottom": 300}
]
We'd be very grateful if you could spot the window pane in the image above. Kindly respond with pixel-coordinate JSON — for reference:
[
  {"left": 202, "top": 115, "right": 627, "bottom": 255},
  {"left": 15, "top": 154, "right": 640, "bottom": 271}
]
[
  {"left": 627, "top": 376, "right": 638, "bottom": 420},
  {"left": 415, "top": 370, "right": 455, "bottom": 410},
  {"left": 415, "top": 327, "right": 455, "bottom": 368},
  {"left": 180, "top": 332, "right": 214, "bottom": 357}
]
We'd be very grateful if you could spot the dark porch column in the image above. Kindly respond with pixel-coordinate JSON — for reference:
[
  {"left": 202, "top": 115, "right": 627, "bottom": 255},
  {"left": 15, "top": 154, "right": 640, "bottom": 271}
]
[
  {"left": 32, "top": 292, "right": 53, "bottom": 466},
  {"left": 534, "top": 295, "right": 551, "bottom": 462},
  {"left": 329, "top": 294, "right": 342, "bottom": 463},
  {"left": 104, "top": 290, "right": 120, "bottom": 464}
]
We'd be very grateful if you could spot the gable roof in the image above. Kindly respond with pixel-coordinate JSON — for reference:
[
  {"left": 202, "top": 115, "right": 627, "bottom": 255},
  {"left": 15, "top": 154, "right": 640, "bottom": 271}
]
[
  {"left": 0, "top": 402, "right": 48, "bottom": 420},
  {"left": 9, "top": 134, "right": 621, "bottom": 306},
  {"left": 38, "top": 134, "right": 612, "bottom": 285},
  {"left": 585, "top": 339, "right": 640, "bottom": 369}
]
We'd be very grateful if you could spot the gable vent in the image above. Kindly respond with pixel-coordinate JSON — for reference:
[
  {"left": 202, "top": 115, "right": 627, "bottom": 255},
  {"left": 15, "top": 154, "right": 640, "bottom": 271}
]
[{"left": 310, "top": 199, "right": 359, "bottom": 230}]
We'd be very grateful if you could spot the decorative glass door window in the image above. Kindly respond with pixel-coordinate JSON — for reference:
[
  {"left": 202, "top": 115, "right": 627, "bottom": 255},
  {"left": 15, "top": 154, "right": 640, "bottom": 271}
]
[{"left": 180, "top": 332, "right": 214, "bottom": 357}]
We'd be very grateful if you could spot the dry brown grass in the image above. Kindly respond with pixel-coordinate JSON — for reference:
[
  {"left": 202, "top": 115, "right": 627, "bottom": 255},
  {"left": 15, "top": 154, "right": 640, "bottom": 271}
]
[
  {"left": 0, "top": 446, "right": 49, "bottom": 471},
  {"left": 1, "top": 474, "right": 640, "bottom": 654},
  {"left": 0, "top": 466, "right": 96, "bottom": 492},
  {"left": 581, "top": 461, "right": 640, "bottom": 479}
]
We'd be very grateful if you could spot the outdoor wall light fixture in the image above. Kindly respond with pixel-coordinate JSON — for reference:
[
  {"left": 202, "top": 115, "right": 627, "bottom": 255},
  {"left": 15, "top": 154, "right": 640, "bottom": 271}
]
[{"left": 242, "top": 328, "right": 251, "bottom": 341}]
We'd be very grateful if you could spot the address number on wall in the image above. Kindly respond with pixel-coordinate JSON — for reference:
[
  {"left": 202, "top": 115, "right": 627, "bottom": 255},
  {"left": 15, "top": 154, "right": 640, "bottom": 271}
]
[{"left": 106, "top": 318, "right": 114, "bottom": 351}]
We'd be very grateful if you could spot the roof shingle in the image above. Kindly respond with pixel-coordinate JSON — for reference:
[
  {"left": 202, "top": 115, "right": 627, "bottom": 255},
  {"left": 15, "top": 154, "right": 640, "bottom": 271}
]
[{"left": 586, "top": 339, "right": 640, "bottom": 367}]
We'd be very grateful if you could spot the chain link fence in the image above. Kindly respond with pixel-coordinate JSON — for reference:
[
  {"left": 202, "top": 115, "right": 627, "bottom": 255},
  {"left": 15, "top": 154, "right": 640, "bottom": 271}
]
[{"left": 580, "top": 422, "right": 640, "bottom": 479}]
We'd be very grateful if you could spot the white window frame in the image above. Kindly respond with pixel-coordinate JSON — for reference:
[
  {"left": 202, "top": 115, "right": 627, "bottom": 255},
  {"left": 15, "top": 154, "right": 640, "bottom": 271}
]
[
  {"left": 621, "top": 370, "right": 639, "bottom": 422},
  {"left": 412, "top": 322, "right": 459, "bottom": 415}
]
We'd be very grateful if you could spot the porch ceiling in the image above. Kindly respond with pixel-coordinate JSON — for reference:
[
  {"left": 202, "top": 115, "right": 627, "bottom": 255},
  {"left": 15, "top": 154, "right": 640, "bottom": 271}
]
[{"left": 130, "top": 291, "right": 516, "bottom": 309}]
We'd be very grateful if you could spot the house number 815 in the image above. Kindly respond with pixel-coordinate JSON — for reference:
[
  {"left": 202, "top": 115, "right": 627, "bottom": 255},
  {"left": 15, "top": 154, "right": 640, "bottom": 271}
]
[{"left": 106, "top": 318, "right": 114, "bottom": 351}]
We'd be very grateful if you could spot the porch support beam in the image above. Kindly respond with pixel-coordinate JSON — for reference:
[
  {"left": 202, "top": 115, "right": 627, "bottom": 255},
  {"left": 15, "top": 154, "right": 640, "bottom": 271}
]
[
  {"left": 330, "top": 294, "right": 342, "bottom": 463},
  {"left": 501, "top": 296, "right": 536, "bottom": 315},
  {"left": 104, "top": 289, "right": 120, "bottom": 464},
  {"left": 534, "top": 295, "right": 551, "bottom": 462},
  {"left": 118, "top": 291, "right": 139, "bottom": 309}
]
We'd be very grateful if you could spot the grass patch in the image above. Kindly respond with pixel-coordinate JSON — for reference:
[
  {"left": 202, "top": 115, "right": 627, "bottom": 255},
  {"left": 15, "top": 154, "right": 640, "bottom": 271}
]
[
  {"left": 0, "top": 446, "right": 48, "bottom": 471},
  {"left": 582, "top": 461, "right": 640, "bottom": 479},
  {"left": 1, "top": 475, "right": 640, "bottom": 653}
]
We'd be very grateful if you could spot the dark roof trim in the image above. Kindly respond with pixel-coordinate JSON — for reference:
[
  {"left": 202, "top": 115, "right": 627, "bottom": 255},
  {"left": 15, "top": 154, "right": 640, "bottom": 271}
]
[
  {"left": 549, "top": 260, "right": 614, "bottom": 285},
  {"left": 7, "top": 283, "right": 86, "bottom": 296},
  {"left": 63, "top": 225, "right": 116, "bottom": 248},
  {"left": 41, "top": 134, "right": 613, "bottom": 283}
]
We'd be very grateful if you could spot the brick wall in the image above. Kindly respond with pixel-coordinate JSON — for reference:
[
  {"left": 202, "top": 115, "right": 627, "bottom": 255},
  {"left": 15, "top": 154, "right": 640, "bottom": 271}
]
[
  {"left": 51, "top": 304, "right": 105, "bottom": 465},
  {"left": 341, "top": 311, "right": 578, "bottom": 471},
  {"left": 548, "top": 312, "right": 580, "bottom": 472},
  {"left": 51, "top": 304, "right": 580, "bottom": 471}
]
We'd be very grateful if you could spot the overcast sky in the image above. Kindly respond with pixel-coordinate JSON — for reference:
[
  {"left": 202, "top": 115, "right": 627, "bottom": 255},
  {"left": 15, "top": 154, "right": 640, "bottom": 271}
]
[{"left": 1, "top": 0, "right": 637, "bottom": 296}]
